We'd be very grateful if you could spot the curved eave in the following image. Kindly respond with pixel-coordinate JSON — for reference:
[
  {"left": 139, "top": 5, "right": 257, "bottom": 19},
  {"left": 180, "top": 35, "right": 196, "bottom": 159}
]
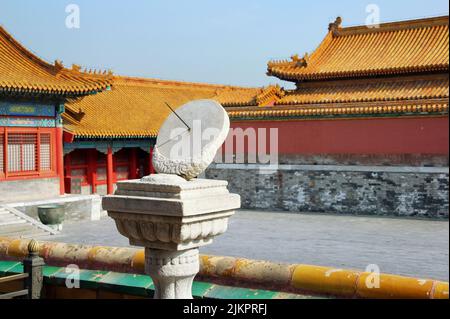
[
  {"left": 0, "top": 83, "right": 111, "bottom": 97},
  {"left": 0, "top": 25, "right": 55, "bottom": 72},
  {"left": 267, "top": 64, "right": 450, "bottom": 82},
  {"left": 275, "top": 95, "right": 450, "bottom": 106},
  {"left": 70, "top": 132, "right": 157, "bottom": 139},
  {"left": 221, "top": 101, "right": 258, "bottom": 107},
  {"left": 0, "top": 26, "right": 113, "bottom": 97},
  {"left": 227, "top": 103, "right": 449, "bottom": 120}
]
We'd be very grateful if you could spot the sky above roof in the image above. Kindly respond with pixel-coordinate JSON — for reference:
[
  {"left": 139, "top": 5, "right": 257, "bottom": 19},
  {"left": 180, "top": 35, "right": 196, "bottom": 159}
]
[{"left": 0, "top": 0, "right": 448, "bottom": 88}]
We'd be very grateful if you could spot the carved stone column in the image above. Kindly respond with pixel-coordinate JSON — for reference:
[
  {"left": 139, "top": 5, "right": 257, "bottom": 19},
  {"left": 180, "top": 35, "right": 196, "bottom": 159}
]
[
  {"left": 145, "top": 248, "right": 199, "bottom": 299},
  {"left": 102, "top": 174, "right": 240, "bottom": 299}
]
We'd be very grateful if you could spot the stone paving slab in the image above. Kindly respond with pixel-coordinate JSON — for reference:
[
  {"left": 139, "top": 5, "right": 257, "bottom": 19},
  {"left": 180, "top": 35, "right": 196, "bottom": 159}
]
[{"left": 44, "top": 210, "right": 449, "bottom": 281}]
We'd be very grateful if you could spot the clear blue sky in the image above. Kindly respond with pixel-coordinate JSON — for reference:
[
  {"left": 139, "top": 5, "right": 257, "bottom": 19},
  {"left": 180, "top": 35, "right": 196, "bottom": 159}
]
[{"left": 0, "top": 0, "right": 448, "bottom": 87}]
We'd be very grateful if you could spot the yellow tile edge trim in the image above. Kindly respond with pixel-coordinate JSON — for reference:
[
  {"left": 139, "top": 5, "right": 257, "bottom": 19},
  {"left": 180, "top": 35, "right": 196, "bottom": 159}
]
[
  {"left": 0, "top": 237, "right": 447, "bottom": 299},
  {"left": 228, "top": 104, "right": 449, "bottom": 118}
]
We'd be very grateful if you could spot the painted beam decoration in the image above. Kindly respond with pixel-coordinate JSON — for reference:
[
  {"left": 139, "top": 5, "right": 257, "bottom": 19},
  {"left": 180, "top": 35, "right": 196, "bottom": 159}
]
[
  {"left": 0, "top": 101, "right": 57, "bottom": 127},
  {"left": 63, "top": 139, "right": 154, "bottom": 155},
  {"left": 0, "top": 101, "right": 56, "bottom": 116},
  {"left": 0, "top": 117, "right": 56, "bottom": 127}
]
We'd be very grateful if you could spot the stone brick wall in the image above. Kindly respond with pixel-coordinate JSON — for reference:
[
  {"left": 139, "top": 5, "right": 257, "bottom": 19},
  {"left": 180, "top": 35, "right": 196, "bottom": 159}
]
[
  {"left": 276, "top": 154, "right": 449, "bottom": 167},
  {"left": 0, "top": 178, "right": 59, "bottom": 203},
  {"left": 206, "top": 164, "right": 449, "bottom": 218}
]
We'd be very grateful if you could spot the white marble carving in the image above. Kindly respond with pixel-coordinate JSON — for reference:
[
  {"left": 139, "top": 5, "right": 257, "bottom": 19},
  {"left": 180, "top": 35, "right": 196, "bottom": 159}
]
[
  {"left": 103, "top": 176, "right": 241, "bottom": 299},
  {"left": 145, "top": 249, "right": 199, "bottom": 299}
]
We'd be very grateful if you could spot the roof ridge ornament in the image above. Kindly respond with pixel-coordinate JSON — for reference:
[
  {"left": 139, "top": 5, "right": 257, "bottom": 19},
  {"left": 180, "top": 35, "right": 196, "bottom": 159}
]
[
  {"left": 328, "top": 16, "right": 343, "bottom": 35},
  {"left": 256, "top": 84, "right": 286, "bottom": 106},
  {"left": 291, "top": 53, "right": 309, "bottom": 67},
  {"left": 75, "top": 66, "right": 114, "bottom": 79},
  {"left": 54, "top": 60, "right": 64, "bottom": 72},
  {"left": 71, "top": 64, "right": 81, "bottom": 72}
]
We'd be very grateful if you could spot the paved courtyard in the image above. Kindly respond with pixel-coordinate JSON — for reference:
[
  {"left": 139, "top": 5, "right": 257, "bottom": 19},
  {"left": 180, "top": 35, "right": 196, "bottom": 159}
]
[{"left": 45, "top": 210, "right": 449, "bottom": 281}]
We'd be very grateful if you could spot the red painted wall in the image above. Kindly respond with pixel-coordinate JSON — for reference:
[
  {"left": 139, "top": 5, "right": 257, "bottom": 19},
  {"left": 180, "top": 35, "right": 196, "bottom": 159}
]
[{"left": 227, "top": 117, "right": 449, "bottom": 155}]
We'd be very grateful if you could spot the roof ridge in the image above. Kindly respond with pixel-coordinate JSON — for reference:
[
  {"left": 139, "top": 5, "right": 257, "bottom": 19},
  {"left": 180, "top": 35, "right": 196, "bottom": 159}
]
[
  {"left": 112, "top": 75, "right": 252, "bottom": 90},
  {"left": 336, "top": 15, "right": 449, "bottom": 36}
]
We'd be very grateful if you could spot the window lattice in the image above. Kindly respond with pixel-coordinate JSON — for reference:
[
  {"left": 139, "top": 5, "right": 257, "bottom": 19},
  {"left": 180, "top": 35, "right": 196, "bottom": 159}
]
[
  {"left": 40, "top": 134, "right": 51, "bottom": 171},
  {"left": 7, "top": 133, "right": 37, "bottom": 173}
]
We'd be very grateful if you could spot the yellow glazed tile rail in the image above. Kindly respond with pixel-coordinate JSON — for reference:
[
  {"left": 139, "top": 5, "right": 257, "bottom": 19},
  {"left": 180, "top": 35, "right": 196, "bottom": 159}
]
[{"left": 0, "top": 237, "right": 448, "bottom": 299}]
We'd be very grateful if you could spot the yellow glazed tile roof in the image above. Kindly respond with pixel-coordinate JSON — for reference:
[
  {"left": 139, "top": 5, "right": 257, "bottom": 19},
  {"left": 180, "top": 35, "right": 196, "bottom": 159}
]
[
  {"left": 215, "top": 85, "right": 285, "bottom": 107},
  {"left": 65, "top": 74, "right": 449, "bottom": 133},
  {"left": 276, "top": 75, "right": 449, "bottom": 105},
  {"left": 214, "top": 87, "right": 263, "bottom": 106},
  {"left": 0, "top": 25, "right": 112, "bottom": 96},
  {"left": 64, "top": 76, "right": 250, "bottom": 138},
  {"left": 267, "top": 16, "right": 449, "bottom": 82},
  {"left": 226, "top": 73, "right": 449, "bottom": 119}
]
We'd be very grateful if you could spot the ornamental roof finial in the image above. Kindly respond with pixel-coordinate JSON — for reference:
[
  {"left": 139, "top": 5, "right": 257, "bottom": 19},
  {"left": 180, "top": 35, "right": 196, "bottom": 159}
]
[
  {"left": 54, "top": 60, "right": 64, "bottom": 72},
  {"left": 71, "top": 64, "right": 81, "bottom": 72},
  {"left": 328, "top": 16, "right": 343, "bottom": 34},
  {"left": 291, "top": 53, "right": 309, "bottom": 67}
]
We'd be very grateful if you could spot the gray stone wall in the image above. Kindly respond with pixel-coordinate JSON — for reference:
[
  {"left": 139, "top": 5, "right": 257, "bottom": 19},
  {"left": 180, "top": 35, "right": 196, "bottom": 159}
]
[
  {"left": 0, "top": 178, "right": 60, "bottom": 203},
  {"left": 277, "top": 154, "right": 448, "bottom": 167},
  {"left": 206, "top": 164, "right": 449, "bottom": 219}
]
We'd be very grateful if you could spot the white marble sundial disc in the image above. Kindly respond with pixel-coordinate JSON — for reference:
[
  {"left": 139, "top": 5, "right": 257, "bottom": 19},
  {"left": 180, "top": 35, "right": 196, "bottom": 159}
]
[{"left": 152, "top": 99, "right": 230, "bottom": 180}]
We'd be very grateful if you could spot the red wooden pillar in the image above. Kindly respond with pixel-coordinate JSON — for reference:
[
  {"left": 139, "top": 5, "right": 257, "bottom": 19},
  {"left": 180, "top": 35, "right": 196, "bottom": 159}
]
[
  {"left": 56, "top": 127, "right": 65, "bottom": 195},
  {"left": 88, "top": 149, "right": 97, "bottom": 194},
  {"left": 64, "top": 153, "right": 71, "bottom": 193},
  {"left": 106, "top": 147, "right": 114, "bottom": 195},
  {"left": 130, "top": 148, "right": 137, "bottom": 179},
  {"left": 149, "top": 146, "right": 155, "bottom": 174}
]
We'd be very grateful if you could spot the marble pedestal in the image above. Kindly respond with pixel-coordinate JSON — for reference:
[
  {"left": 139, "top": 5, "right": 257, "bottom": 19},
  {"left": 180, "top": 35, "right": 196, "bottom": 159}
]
[{"left": 102, "top": 174, "right": 241, "bottom": 299}]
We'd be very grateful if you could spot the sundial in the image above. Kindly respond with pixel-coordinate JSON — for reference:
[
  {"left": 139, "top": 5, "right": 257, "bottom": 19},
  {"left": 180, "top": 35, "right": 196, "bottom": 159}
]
[
  {"left": 152, "top": 99, "right": 230, "bottom": 180},
  {"left": 103, "top": 98, "right": 240, "bottom": 299}
]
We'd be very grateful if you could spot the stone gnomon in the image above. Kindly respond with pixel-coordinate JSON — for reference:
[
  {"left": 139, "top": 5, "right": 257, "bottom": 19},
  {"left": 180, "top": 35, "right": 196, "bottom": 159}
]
[{"left": 102, "top": 174, "right": 240, "bottom": 299}]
